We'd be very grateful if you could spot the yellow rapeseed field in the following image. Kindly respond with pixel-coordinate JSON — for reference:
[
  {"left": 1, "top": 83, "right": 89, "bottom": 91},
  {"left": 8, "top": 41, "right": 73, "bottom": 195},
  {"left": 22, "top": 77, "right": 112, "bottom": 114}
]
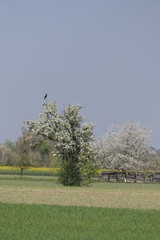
[{"left": 0, "top": 166, "right": 60, "bottom": 172}]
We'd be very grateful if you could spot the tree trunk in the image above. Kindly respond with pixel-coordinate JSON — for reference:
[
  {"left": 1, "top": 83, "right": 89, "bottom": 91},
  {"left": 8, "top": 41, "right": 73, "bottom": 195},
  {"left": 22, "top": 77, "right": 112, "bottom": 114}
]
[
  {"left": 79, "top": 176, "right": 82, "bottom": 187},
  {"left": 20, "top": 168, "right": 24, "bottom": 177},
  {"left": 78, "top": 171, "right": 82, "bottom": 187}
]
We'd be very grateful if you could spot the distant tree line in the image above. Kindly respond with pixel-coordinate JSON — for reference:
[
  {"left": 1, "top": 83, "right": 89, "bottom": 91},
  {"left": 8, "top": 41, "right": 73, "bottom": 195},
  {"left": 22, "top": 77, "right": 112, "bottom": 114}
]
[{"left": 0, "top": 128, "right": 58, "bottom": 175}]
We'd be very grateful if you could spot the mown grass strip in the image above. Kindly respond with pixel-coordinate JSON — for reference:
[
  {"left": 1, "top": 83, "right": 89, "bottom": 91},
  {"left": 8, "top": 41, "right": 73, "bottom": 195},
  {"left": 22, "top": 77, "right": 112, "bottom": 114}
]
[
  {"left": 0, "top": 203, "right": 159, "bottom": 240},
  {"left": 0, "top": 166, "right": 59, "bottom": 176},
  {"left": 0, "top": 180, "right": 160, "bottom": 209}
]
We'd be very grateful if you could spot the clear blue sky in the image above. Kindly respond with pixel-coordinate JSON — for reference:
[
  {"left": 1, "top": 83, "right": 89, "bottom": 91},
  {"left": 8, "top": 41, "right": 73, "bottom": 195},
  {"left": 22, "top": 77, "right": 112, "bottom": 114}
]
[{"left": 0, "top": 1, "right": 160, "bottom": 148}]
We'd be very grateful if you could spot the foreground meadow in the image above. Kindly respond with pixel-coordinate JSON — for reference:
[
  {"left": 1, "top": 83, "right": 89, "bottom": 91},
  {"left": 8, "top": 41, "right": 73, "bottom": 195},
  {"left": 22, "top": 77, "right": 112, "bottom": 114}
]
[{"left": 0, "top": 175, "right": 160, "bottom": 240}]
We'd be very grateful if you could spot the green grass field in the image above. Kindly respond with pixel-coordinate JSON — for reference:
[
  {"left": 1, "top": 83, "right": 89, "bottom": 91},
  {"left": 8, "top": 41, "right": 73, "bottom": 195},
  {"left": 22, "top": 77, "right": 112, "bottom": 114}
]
[
  {"left": 0, "top": 166, "right": 59, "bottom": 176},
  {"left": 0, "top": 175, "right": 160, "bottom": 239},
  {"left": 0, "top": 203, "right": 160, "bottom": 240}
]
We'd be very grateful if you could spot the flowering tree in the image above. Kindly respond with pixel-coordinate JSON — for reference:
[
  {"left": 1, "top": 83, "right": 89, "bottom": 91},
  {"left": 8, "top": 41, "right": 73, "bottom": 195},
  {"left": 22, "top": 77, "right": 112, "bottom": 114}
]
[
  {"left": 96, "top": 120, "right": 156, "bottom": 170},
  {"left": 25, "top": 102, "right": 96, "bottom": 186}
]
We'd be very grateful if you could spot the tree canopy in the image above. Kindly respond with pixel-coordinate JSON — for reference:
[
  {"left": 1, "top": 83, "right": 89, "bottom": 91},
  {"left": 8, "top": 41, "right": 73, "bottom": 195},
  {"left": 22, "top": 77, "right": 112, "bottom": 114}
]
[
  {"left": 25, "top": 102, "right": 96, "bottom": 186},
  {"left": 96, "top": 120, "right": 156, "bottom": 170}
]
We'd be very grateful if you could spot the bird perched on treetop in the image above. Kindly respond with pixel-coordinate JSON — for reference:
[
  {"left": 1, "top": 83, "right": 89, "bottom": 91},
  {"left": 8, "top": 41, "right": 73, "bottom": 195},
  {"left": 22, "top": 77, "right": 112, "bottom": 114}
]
[{"left": 44, "top": 94, "right": 47, "bottom": 99}]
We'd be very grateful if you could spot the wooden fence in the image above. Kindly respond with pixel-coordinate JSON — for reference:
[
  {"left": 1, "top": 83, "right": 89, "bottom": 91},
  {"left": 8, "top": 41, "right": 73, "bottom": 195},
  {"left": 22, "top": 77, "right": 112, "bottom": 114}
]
[{"left": 100, "top": 171, "right": 160, "bottom": 183}]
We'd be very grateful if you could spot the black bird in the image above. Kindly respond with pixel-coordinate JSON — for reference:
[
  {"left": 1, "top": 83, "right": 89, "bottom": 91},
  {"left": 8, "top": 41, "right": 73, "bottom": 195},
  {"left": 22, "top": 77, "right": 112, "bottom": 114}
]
[{"left": 44, "top": 94, "right": 47, "bottom": 99}]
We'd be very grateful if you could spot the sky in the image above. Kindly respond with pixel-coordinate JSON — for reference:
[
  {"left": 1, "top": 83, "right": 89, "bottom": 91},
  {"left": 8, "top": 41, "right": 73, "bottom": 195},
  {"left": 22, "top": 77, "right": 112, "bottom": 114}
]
[{"left": 0, "top": 1, "right": 160, "bottom": 148}]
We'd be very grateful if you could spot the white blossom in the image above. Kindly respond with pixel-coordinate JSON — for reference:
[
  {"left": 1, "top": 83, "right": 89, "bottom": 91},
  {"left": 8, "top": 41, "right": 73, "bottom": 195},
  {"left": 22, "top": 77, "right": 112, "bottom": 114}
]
[
  {"left": 97, "top": 120, "right": 156, "bottom": 170},
  {"left": 25, "top": 102, "right": 96, "bottom": 186}
]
